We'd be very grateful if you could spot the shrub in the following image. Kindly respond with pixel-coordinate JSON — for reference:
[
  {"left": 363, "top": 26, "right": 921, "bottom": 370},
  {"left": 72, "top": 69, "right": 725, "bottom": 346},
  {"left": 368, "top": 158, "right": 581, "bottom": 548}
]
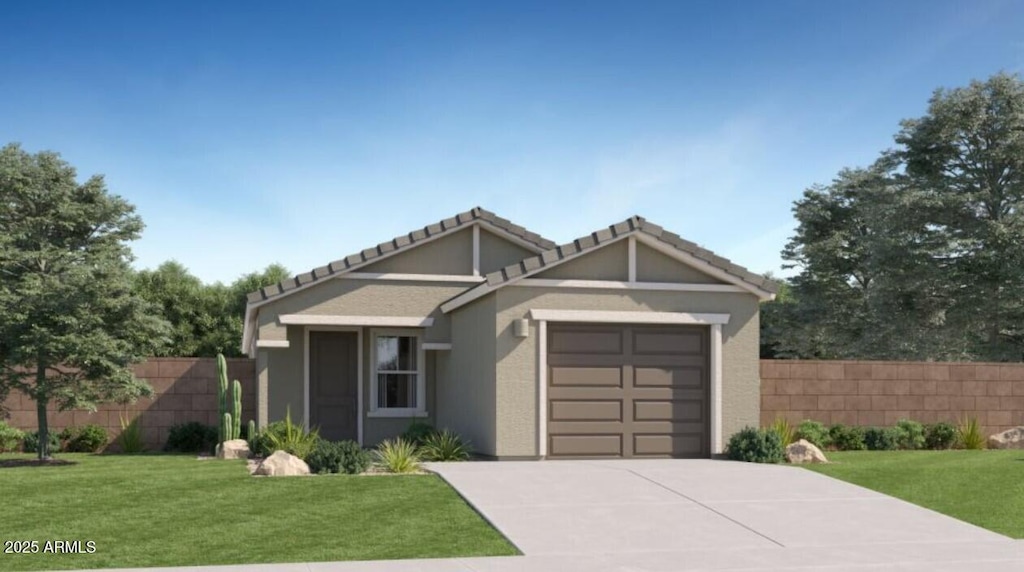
[
  {"left": 768, "top": 417, "right": 796, "bottom": 447},
  {"left": 117, "top": 414, "right": 146, "bottom": 453},
  {"left": 165, "top": 422, "right": 219, "bottom": 453},
  {"left": 863, "top": 427, "right": 899, "bottom": 451},
  {"left": 261, "top": 408, "right": 319, "bottom": 459},
  {"left": 375, "top": 438, "right": 422, "bottom": 473},
  {"left": 725, "top": 427, "right": 784, "bottom": 463},
  {"left": 419, "top": 429, "right": 471, "bottom": 461},
  {"left": 925, "top": 422, "right": 958, "bottom": 450},
  {"left": 401, "top": 421, "right": 437, "bottom": 446},
  {"left": 828, "top": 424, "right": 866, "bottom": 451},
  {"left": 957, "top": 416, "right": 986, "bottom": 450},
  {"left": 251, "top": 420, "right": 286, "bottom": 457},
  {"left": 305, "top": 440, "right": 371, "bottom": 474},
  {"left": 891, "top": 419, "right": 925, "bottom": 450},
  {"left": 23, "top": 430, "right": 60, "bottom": 454},
  {"left": 60, "top": 424, "right": 108, "bottom": 453},
  {"left": 795, "top": 420, "right": 831, "bottom": 449},
  {"left": 0, "top": 421, "right": 24, "bottom": 452}
]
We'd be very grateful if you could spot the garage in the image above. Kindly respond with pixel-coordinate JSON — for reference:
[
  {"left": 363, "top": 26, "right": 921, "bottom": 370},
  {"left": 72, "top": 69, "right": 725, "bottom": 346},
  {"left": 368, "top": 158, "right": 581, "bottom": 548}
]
[{"left": 546, "top": 323, "right": 710, "bottom": 458}]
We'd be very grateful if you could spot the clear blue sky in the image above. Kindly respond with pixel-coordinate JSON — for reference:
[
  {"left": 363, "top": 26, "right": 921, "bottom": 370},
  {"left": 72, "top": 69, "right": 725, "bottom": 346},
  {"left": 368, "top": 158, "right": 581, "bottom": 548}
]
[{"left": 3, "top": 1, "right": 1022, "bottom": 283}]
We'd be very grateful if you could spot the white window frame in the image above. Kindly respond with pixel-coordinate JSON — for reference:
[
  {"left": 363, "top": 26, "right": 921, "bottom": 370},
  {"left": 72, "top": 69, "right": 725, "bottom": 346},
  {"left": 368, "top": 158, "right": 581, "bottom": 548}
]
[{"left": 368, "top": 328, "right": 427, "bottom": 418}]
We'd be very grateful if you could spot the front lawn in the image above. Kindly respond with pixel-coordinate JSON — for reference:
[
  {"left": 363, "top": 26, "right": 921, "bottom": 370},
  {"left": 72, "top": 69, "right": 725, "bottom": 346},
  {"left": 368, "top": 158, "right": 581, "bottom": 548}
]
[
  {"left": 0, "top": 454, "right": 516, "bottom": 571},
  {"left": 803, "top": 450, "right": 1024, "bottom": 538}
]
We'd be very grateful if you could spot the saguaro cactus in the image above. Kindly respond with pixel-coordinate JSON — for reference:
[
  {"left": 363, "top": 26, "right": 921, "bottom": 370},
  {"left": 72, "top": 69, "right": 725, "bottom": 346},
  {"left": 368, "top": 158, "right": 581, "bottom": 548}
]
[{"left": 216, "top": 353, "right": 242, "bottom": 442}]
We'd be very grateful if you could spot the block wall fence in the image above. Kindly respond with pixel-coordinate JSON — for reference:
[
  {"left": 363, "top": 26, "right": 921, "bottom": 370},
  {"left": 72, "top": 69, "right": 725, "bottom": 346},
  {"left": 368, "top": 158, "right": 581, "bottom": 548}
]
[
  {"left": 760, "top": 360, "right": 1024, "bottom": 435},
  {"left": 3, "top": 358, "right": 1023, "bottom": 450},
  {"left": 1, "top": 358, "right": 255, "bottom": 450}
]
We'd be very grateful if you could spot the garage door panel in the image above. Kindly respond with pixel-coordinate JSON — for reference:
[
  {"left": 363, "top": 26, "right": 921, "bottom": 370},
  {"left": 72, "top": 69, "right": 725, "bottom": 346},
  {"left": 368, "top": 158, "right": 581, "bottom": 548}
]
[
  {"left": 549, "top": 366, "right": 622, "bottom": 387},
  {"left": 550, "top": 400, "right": 622, "bottom": 422},
  {"left": 634, "top": 366, "right": 704, "bottom": 387},
  {"left": 634, "top": 433, "right": 704, "bottom": 457},
  {"left": 547, "top": 323, "right": 708, "bottom": 459},
  {"left": 549, "top": 434, "right": 622, "bottom": 457},
  {"left": 549, "top": 329, "right": 622, "bottom": 354},
  {"left": 633, "top": 399, "right": 703, "bottom": 422},
  {"left": 633, "top": 330, "right": 704, "bottom": 355}
]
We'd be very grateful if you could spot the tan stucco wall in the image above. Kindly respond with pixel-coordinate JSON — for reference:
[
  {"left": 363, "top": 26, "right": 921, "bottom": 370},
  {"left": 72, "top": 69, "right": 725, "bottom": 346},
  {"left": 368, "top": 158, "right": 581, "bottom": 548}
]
[
  {"left": 256, "top": 280, "right": 466, "bottom": 343},
  {"left": 534, "top": 239, "right": 629, "bottom": 280},
  {"left": 492, "top": 286, "right": 761, "bottom": 457},
  {"left": 361, "top": 228, "right": 473, "bottom": 275},
  {"left": 441, "top": 295, "right": 498, "bottom": 455},
  {"left": 636, "top": 243, "right": 726, "bottom": 284},
  {"left": 479, "top": 228, "right": 537, "bottom": 274}
]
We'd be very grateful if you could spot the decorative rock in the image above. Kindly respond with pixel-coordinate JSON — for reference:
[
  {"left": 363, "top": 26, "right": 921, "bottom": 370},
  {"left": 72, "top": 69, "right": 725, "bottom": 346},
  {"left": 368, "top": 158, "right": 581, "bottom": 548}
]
[
  {"left": 987, "top": 426, "right": 1024, "bottom": 450},
  {"left": 255, "top": 450, "right": 310, "bottom": 476},
  {"left": 785, "top": 439, "right": 828, "bottom": 464},
  {"left": 216, "top": 439, "right": 251, "bottom": 460}
]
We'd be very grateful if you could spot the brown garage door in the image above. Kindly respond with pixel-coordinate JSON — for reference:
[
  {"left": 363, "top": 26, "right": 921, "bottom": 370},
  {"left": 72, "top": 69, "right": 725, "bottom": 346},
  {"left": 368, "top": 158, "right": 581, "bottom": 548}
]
[{"left": 546, "top": 323, "right": 709, "bottom": 458}]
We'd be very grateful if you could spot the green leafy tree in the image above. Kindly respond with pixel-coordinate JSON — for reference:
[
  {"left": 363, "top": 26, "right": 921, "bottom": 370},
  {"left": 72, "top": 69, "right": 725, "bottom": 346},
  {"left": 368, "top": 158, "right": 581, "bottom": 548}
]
[{"left": 0, "top": 144, "right": 170, "bottom": 459}]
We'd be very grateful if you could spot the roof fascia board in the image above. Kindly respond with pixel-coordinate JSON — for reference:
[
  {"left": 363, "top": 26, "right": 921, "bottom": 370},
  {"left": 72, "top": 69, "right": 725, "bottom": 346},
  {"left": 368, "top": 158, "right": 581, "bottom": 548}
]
[{"left": 528, "top": 309, "right": 731, "bottom": 325}]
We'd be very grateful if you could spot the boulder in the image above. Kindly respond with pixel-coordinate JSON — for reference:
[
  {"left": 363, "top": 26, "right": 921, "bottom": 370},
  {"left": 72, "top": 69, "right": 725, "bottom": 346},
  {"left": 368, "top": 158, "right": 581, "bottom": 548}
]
[
  {"left": 987, "top": 426, "right": 1024, "bottom": 450},
  {"left": 216, "top": 439, "right": 250, "bottom": 460},
  {"left": 254, "top": 450, "right": 310, "bottom": 476},
  {"left": 785, "top": 439, "right": 828, "bottom": 464}
]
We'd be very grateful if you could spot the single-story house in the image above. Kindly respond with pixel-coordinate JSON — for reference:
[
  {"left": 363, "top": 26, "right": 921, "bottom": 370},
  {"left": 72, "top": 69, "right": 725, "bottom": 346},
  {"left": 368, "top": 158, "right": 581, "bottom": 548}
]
[{"left": 242, "top": 208, "right": 778, "bottom": 459}]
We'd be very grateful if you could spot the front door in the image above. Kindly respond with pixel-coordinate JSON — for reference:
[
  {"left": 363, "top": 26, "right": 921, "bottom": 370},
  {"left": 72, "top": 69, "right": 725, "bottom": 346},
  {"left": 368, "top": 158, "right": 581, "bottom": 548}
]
[{"left": 309, "top": 330, "right": 359, "bottom": 442}]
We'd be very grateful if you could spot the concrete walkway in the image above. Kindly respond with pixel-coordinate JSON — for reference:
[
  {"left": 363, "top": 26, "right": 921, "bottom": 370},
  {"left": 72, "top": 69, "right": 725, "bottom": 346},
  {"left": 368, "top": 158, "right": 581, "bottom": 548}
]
[{"left": 103, "top": 460, "right": 1024, "bottom": 571}]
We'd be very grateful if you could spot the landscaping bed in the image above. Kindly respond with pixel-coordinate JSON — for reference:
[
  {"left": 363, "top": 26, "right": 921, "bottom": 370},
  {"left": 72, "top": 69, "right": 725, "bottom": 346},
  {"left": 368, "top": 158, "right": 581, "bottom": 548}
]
[
  {"left": 0, "top": 453, "right": 517, "bottom": 571},
  {"left": 802, "top": 450, "right": 1024, "bottom": 538}
]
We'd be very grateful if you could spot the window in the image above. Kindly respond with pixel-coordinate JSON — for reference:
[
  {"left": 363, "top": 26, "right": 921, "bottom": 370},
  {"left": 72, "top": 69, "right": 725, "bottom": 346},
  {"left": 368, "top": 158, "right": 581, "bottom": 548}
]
[{"left": 371, "top": 331, "right": 425, "bottom": 416}]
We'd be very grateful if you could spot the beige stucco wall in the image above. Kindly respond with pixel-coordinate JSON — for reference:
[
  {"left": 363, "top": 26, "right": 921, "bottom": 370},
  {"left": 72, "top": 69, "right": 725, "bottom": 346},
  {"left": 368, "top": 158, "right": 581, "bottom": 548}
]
[
  {"left": 440, "top": 295, "right": 498, "bottom": 455},
  {"left": 534, "top": 239, "right": 629, "bottom": 280},
  {"left": 492, "top": 286, "right": 761, "bottom": 457},
  {"left": 361, "top": 228, "right": 473, "bottom": 275},
  {"left": 479, "top": 228, "right": 537, "bottom": 274},
  {"left": 636, "top": 243, "right": 726, "bottom": 284},
  {"left": 256, "top": 280, "right": 466, "bottom": 344}
]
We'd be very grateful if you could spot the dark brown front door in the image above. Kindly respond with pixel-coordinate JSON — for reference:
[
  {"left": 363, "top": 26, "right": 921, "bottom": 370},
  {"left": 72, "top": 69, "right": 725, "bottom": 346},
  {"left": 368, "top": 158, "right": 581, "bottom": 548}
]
[
  {"left": 547, "top": 323, "right": 709, "bottom": 459},
  {"left": 309, "top": 331, "right": 359, "bottom": 442}
]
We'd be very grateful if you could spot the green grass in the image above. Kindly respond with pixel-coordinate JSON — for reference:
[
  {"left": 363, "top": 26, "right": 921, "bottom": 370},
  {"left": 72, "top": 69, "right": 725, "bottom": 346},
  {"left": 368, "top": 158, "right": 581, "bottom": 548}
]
[
  {"left": 803, "top": 450, "right": 1024, "bottom": 538},
  {"left": 0, "top": 454, "right": 516, "bottom": 571}
]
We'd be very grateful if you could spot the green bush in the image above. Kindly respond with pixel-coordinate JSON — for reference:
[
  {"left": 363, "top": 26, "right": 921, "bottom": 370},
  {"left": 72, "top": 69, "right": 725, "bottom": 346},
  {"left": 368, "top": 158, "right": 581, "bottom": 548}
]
[
  {"left": 60, "top": 424, "right": 108, "bottom": 453},
  {"left": 863, "top": 427, "right": 899, "bottom": 451},
  {"left": 164, "top": 422, "right": 219, "bottom": 453},
  {"left": 375, "top": 438, "right": 422, "bottom": 473},
  {"left": 260, "top": 409, "right": 319, "bottom": 459},
  {"left": 251, "top": 420, "right": 286, "bottom": 457},
  {"left": 401, "top": 421, "right": 437, "bottom": 446},
  {"left": 23, "top": 430, "right": 60, "bottom": 454},
  {"left": 0, "top": 421, "right": 24, "bottom": 452},
  {"left": 893, "top": 419, "right": 926, "bottom": 450},
  {"left": 116, "top": 414, "right": 146, "bottom": 453},
  {"left": 828, "top": 424, "right": 866, "bottom": 451},
  {"left": 305, "top": 440, "right": 371, "bottom": 474},
  {"left": 957, "top": 416, "right": 986, "bottom": 450},
  {"left": 419, "top": 429, "right": 471, "bottom": 461},
  {"left": 725, "top": 427, "right": 784, "bottom": 463},
  {"left": 768, "top": 417, "right": 796, "bottom": 446},
  {"left": 795, "top": 420, "right": 831, "bottom": 449},
  {"left": 925, "top": 422, "right": 958, "bottom": 450}
]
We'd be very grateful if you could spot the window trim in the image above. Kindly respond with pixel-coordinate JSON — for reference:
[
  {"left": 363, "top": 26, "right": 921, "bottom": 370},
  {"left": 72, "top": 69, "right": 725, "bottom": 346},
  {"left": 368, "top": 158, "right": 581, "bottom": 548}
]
[{"left": 368, "top": 328, "right": 427, "bottom": 417}]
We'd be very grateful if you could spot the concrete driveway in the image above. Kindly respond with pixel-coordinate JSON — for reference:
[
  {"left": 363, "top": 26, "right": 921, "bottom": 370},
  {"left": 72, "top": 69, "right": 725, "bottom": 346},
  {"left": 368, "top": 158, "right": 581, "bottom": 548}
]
[{"left": 427, "top": 459, "right": 1024, "bottom": 570}]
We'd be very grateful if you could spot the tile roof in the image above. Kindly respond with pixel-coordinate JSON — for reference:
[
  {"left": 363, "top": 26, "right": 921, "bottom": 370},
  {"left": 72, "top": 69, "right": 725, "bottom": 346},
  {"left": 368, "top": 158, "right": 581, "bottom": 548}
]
[{"left": 246, "top": 207, "right": 556, "bottom": 304}]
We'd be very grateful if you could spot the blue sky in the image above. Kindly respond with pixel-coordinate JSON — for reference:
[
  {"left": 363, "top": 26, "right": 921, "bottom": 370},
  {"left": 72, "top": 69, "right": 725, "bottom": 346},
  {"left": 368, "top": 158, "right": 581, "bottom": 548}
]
[{"left": 3, "top": 1, "right": 1022, "bottom": 284}]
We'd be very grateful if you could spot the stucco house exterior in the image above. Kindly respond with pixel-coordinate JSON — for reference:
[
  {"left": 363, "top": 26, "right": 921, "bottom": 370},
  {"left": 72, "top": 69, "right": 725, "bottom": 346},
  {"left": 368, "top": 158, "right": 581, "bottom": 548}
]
[{"left": 242, "top": 207, "right": 778, "bottom": 459}]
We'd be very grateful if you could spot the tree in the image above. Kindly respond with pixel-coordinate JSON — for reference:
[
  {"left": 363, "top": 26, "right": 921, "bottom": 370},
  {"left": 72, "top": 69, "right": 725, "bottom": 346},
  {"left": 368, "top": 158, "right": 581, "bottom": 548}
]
[
  {"left": 896, "top": 73, "right": 1024, "bottom": 361},
  {"left": 0, "top": 144, "right": 169, "bottom": 459},
  {"left": 134, "top": 262, "right": 289, "bottom": 357}
]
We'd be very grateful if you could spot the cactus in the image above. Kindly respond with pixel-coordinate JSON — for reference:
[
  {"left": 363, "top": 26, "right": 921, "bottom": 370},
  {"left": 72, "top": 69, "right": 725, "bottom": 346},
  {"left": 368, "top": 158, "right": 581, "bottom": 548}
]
[
  {"left": 216, "top": 353, "right": 244, "bottom": 442},
  {"left": 232, "top": 380, "right": 242, "bottom": 440},
  {"left": 247, "top": 419, "right": 256, "bottom": 443}
]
